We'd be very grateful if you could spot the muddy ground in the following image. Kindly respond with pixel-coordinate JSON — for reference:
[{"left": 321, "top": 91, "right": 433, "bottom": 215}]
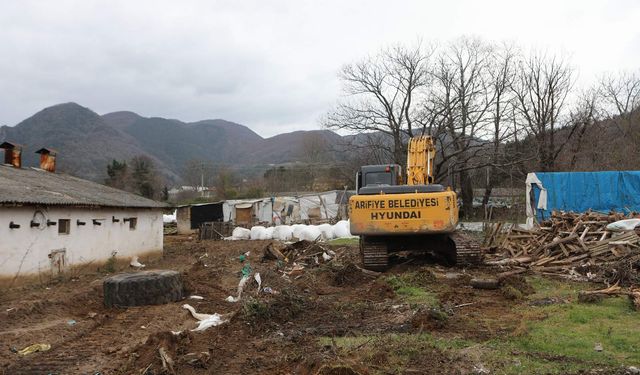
[{"left": 0, "top": 235, "right": 628, "bottom": 374}]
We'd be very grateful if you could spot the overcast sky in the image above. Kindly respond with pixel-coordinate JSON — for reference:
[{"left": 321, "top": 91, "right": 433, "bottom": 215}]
[{"left": 1, "top": 0, "right": 638, "bottom": 137}]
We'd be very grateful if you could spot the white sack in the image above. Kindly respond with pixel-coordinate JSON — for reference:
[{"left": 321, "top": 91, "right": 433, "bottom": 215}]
[
  {"left": 298, "top": 226, "right": 322, "bottom": 242},
  {"left": 292, "top": 224, "right": 308, "bottom": 240},
  {"left": 317, "top": 223, "right": 334, "bottom": 240},
  {"left": 250, "top": 226, "right": 268, "bottom": 240},
  {"left": 333, "top": 220, "right": 353, "bottom": 238},
  {"left": 264, "top": 226, "right": 275, "bottom": 239},
  {"left": 231, "top": 227, "right": 251, "bottom": 240},
  {"left": 272, "top": 225, "right": 293, "bottom": 241}
]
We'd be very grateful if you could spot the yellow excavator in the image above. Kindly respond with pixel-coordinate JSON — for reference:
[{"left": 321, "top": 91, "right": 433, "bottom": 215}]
[{"left": 349, "top": 136, "right": 482, "bottom": 270}]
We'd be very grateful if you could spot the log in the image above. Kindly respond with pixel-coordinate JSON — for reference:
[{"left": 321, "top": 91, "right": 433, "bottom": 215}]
[{"left": 470, "top": 278, "right": 499, "bottom": 290}]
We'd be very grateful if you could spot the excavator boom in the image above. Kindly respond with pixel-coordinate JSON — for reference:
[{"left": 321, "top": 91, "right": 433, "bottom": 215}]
[{"left": 406, "top": 136, "right": 436, "bottom": 186}]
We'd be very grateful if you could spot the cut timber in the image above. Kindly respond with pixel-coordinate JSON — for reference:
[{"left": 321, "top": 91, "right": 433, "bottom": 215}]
[{"left": 103, "top": 270, "right": 184, "bottom": 307}]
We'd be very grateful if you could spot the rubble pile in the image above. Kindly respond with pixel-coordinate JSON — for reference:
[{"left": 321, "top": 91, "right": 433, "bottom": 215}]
[{"left": 486, "top": 211, "right": 640, "bottom": 282}]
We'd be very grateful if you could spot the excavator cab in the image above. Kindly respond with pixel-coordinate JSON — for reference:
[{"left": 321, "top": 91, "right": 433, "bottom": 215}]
[{"left": 355, "top": 164, "right": 403, "bottom": 192}]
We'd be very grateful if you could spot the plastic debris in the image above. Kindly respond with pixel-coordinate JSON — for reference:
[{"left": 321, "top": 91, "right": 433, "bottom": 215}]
[
  {"left": 182, "top": 304, "right": 228, "bottom": 332},
  {"left": 67, "top": 319, "right": 77, "bottom": 326},
  {"left": 254, "top": 273, "right": 262, "bottom": 291},
  {"left": 239, "top": 254, "right": 246, "bottom": 262},
  {"left": 192, "top": 313, "right": 227, "bottom": 332},
  {"left": 241, "top": 263, "right": 252, "bottom": 277},
  {"left": 594, "top": 342, "right": 603, "bottom": 352},
  {"left": 262, "top": 287, "right": 276, "bottom": 294},
  {"left": 606, "top": 219, "right": 640, "bottom": 232},
  {"left": 18, "top": 343, "right": 51, "bottom": 356},
  {"left": 189, "top": 295, "right": 204, "bottom": 300},
  {"left": 130, "top": 256, "right": 145, "bottom": 268},
  {"left": 226, "top": 275, "right": 250, "bottom": 302}
]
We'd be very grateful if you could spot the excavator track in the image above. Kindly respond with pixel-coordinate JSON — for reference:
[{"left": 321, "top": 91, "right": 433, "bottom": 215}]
[
  {"left": 360, "top": 236, "right": 388, "bottom": 271},
  {"left": 450, "top": 232, "right": 484, "bottom": 266}
]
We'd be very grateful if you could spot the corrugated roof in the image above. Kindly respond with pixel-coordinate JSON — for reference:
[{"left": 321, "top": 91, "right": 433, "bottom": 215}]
[{"left": 0, "top": 165, "right": 167, "bottom": 208}]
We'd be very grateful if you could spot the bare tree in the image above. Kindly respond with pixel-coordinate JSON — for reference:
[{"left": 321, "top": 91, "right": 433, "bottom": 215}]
[
  {"left": 565, "top": 87, "right": 601, "bottom": 170},
  {"left": 324, "top": 43, "right": 432, "bottom": 167},
  {"left": 513, "top": 51, "right": 575, "bottom": 171},
  {"left": 481, "top": 43, "right": 519, "bottom": 209},
  {"left": 600, "top": 71, "right": 640, "bottom": 128},
  {"left": 426, "top": 38, "right": 495, "bottom": 216},
  {"left": 599, "top": 71, "right": 640, "bottom": 167}
]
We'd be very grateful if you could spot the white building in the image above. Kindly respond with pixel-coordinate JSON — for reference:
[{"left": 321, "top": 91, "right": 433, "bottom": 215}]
[{"left": 0, "top": 142, "right": 167, "bottom": 285}]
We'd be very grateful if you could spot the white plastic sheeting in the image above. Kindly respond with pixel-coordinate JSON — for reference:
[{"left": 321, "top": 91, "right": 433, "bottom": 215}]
[
  {"left": 163, "top": 210, "right": 177, "bottom": 223},
  {"left": 525, "top": 173, "right": 548, "bottom": 229},
  {"left": 223, "top": 191, "right": 345, "bottom": 225},
  {"left": 298, "top": 192, "right": 339, "bottom": 220}
]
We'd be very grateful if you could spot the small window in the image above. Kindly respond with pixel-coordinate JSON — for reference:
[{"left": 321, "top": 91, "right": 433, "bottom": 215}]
[
  {"left": 58, "top": 219, "right": 70, "bottom": 235},
  {"left": 129, "top": 217, "right": 137, "bottom": 230}
]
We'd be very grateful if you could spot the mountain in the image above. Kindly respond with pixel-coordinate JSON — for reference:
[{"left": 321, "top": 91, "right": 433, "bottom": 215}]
[
  {"left": 0, "top": 103, "right": 347, "bottom": 183},
  {"left": 0, "top": 103, "right": 173, "bottom": 181}
]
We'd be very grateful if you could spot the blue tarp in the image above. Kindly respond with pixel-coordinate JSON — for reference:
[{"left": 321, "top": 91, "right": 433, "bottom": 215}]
[{"left": 532, "top": 171, "right": 640, "bottom": 220}]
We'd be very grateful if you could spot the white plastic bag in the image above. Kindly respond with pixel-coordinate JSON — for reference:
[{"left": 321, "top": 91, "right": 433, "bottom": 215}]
[{"left": 606, "top": 219, "right": 640, "bottom": 232}]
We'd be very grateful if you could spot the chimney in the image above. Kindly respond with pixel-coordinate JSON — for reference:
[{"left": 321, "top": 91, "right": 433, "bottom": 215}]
[
  {"left": 36, "top": 147, "right": 57, "bottom": 172},
  {"left": 0, "top": 141, "right": 23, "bottom": 168}
]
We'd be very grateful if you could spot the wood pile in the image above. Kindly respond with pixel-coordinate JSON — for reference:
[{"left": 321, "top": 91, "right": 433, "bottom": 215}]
[
  {"left": 485, "top": 211, "right": 640, "bottom": 281},
  {"left": 262, "top": 240, "right": 338, "bottom": 265}
]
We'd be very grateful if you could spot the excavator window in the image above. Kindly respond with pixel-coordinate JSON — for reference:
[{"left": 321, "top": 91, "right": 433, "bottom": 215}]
[{"left": 364, "top": 172, "right": 393, "bottom": 186}]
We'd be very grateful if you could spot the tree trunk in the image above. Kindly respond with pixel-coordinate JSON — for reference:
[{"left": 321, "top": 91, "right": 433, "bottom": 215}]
[{"left": 459, "top": 170, "right": 474, "bottom": 219}]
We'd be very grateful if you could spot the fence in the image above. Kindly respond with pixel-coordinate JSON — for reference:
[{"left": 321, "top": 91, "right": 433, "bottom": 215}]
[{"left": 199, "top": 221, "right": 234, "bottom": 240}]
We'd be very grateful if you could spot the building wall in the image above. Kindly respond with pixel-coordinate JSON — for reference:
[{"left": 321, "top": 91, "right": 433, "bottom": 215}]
[
  {"left": 176, "top": 206, "right": 195, "bottom": 234},
  {"left": 0, "top": 206, "right": 163, "bottom": 280}
]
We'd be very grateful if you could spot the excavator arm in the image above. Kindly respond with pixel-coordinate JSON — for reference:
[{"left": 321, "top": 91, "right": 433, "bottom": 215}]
[{"left": 406, "top": 135, "right": 436, "bottom": 186}]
